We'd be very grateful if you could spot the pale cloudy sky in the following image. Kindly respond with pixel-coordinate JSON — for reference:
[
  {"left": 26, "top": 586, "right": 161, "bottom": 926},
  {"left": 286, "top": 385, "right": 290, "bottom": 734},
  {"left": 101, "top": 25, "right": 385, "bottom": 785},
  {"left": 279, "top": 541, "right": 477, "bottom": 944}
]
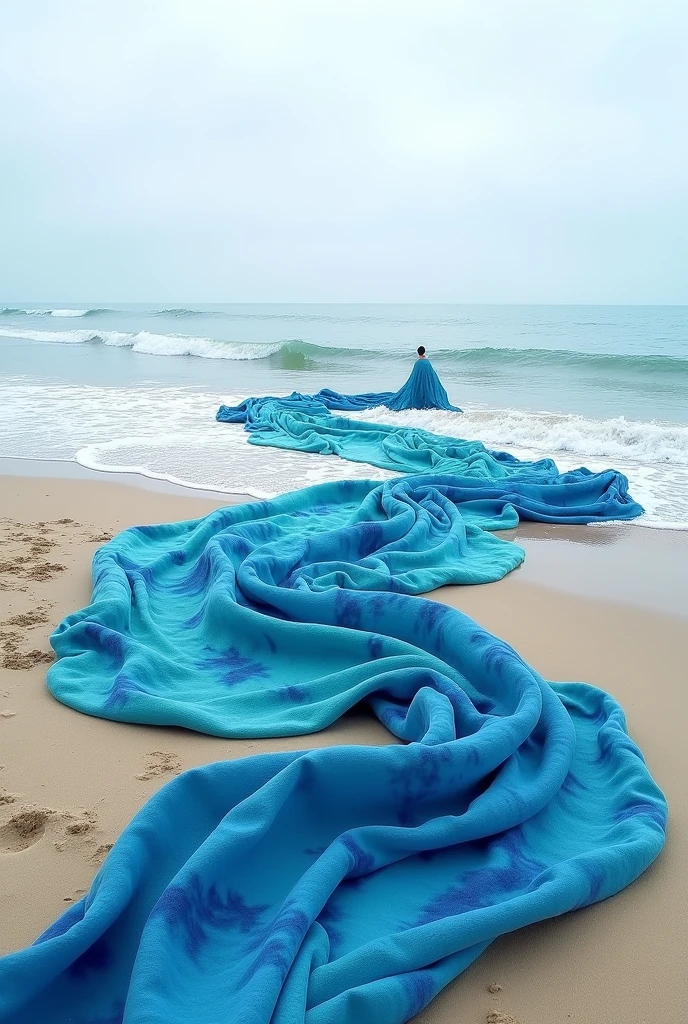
[{"left": 1, "top": 0, "right": 687, "bottom": 303}]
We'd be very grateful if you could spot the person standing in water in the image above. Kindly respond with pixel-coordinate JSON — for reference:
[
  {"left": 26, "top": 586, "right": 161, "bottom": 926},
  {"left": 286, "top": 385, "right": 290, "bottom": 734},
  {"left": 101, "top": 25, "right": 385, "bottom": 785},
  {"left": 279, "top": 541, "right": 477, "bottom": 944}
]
[{"left": 384, "top": 345, "right": 461, "bottom": 411}]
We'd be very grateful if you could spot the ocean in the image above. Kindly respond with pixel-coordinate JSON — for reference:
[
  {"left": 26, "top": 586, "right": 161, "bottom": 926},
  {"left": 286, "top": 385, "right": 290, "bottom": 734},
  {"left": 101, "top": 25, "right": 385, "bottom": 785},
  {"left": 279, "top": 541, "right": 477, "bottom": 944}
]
[{"left": 1, "top": 303, "right": 687, "bottom": 527}]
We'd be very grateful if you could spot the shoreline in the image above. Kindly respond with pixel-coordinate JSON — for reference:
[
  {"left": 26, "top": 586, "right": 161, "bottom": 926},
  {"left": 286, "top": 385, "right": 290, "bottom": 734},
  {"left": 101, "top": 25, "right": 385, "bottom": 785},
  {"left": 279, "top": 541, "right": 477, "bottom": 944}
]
[
  {"left": 0, "top": 472, "right": 686, "bottom": 1022},
  {"left": 0, "top": 456, "right": 247, "bottom": 503}
]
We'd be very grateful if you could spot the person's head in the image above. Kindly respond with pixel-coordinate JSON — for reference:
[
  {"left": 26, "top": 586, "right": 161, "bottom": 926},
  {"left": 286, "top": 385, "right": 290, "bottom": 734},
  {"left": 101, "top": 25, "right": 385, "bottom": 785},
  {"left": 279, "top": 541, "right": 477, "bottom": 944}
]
[{"left": 417, "top": 346, "right": 426, "bottom": 357}]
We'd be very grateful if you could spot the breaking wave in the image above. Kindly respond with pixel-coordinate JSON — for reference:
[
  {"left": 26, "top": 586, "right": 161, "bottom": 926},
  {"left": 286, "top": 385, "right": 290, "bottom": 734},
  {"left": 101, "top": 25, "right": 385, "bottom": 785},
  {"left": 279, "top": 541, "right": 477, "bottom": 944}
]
[
  {"left": 0, "top": 307, "right": 110, "bottom": 318},
  {"left": 2, "top": 326, "right": 688, "bottom": 378}
]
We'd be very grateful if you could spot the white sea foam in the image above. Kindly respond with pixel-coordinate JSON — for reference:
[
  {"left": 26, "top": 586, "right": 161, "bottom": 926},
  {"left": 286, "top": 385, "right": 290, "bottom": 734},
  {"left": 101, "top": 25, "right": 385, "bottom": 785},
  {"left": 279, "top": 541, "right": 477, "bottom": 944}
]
[
  {"left": 0, "top": 327, "right": 131, "bottom": 345},
  {"left": 0, "top": 377, "right": 686, "bottom": 528},
  {"left": 347, "top": 406, "right": 688, "bottom": 469},
  {"left": 0, "top": 379, "right": 395, "bottom": 499},
  {"left": 0, "top": 308, "right": 90, "bottom": 317},
  {"left": 0, "top": 326, "right": 285, "bottom": 360},
  {"left": 77, "top": 433, "right": 397, "bottom": 499}
]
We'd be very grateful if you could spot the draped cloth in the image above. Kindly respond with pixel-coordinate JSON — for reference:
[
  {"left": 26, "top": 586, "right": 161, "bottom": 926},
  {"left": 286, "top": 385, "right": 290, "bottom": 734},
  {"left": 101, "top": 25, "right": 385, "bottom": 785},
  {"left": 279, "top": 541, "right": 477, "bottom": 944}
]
[
  {"left": 0, "top": 475, "right": 664, "bottom": 1024},
  {"left": 217, "top": 393, "right": 643, "bottom": 521},
  {"left": 385, "top": 358, "right": 460, "bottom": 411},
  {"left": 216, "top": 356, "right": 461, "bottom": 428}
]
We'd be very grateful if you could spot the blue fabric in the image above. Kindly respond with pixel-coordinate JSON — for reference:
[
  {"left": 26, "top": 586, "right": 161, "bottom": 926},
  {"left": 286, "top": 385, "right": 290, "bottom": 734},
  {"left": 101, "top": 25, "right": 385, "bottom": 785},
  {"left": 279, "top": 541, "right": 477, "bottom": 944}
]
[
  {"left": 217, "top": 397, "right": 643, "bottom": 521},
  {"left": 216, "top": 388, "right": 395, "bottom": 424},
  {"left": 0, "top": 476, "right": 664, "bottom": 1024},
  {"left": 385, "top": 358, "right": 461, "bottom": 411},
  {"left": 216, "top": 358, "right": 461, "bottom": 427}
]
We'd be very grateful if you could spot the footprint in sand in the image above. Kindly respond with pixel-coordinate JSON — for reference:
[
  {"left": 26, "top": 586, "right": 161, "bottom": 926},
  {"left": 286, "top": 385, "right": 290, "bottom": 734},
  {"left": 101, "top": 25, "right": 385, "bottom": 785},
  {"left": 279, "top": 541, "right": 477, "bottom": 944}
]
[
  {"left": 0, "top": 804, "right": 109, "bottom": 859},
  {"left": 0, "top": 809, "right": 48, "bottom": 852},
  {"left": 2, "top": 607, "right": 52, "bottom": 628},
  {"left": 136, "top": 751, "right": 182, "bottom": 781},
  {"left": 63, "top": 887, "right": 87, "bottom": 903},
  {"left": 1, "top": 606, "right": 55, "bottom": 669},
  {"left": 2, "top": 650, "right": 54, "bottom": 670},
  {"left": 0, "top": 789, "right": 17, "bottom": 806},
  {"left": 25, "top": 563, "right": 66, "bottom": 582},
  {"left": 487, "top": 1012, "right": 519, "bottom": 1024},
  {"left": 92, "top": 842, "right": 114, "bottom": 864}
]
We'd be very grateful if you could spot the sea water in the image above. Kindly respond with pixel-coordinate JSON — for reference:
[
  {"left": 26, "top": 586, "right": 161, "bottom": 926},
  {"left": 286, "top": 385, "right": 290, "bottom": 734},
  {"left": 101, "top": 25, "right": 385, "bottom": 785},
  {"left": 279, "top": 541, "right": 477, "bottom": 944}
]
[{"left": 1, "top": 303, "right": 687, "bottom": 527}]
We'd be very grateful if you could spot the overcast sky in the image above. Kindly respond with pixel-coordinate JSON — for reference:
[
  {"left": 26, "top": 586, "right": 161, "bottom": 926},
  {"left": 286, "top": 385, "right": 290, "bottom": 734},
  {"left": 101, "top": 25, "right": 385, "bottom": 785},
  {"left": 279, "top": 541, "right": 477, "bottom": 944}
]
[{"left": 1, "top": 1, "right": 687, "bottom": 303}]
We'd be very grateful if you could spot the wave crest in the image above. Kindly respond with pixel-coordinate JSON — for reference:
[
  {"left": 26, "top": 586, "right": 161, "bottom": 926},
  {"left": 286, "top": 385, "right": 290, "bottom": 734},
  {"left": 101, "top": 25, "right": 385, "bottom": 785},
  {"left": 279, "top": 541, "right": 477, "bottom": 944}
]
[
  {"left": 349, "top": 406, "right": 688, "bottom": 468},
  {"left": 0, "top": 307, "right": 109, "bottom": 318},
  {"left": 431, "top": 345, "right": 688, "bottom": 377},
  {"left": 2, "top": 322, "right": 687, "bottom": 378},
  {"left": 0, "top": 329, "right": 351, "bottom": 365}
]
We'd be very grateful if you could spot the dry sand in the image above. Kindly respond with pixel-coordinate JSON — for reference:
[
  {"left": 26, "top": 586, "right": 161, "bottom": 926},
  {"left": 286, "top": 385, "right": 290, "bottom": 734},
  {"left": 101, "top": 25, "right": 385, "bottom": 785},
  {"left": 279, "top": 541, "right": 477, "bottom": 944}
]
[{"left": 0, "top": 472, "right": 686, "bottom": 1024}]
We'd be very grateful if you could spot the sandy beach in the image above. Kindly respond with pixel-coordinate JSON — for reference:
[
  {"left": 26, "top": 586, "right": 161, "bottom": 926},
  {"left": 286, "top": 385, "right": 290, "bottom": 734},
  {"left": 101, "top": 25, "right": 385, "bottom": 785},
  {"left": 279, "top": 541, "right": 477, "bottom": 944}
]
[{"left": 0, "top": 470, "right": 685, "bottom": 1024}]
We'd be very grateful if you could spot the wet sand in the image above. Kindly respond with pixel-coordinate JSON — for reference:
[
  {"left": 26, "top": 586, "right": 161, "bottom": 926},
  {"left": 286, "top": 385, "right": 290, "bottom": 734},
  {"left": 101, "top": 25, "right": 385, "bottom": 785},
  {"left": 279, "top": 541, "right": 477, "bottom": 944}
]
[{"left": 0, "top": 471, "right": 685, "bottom": 1023}]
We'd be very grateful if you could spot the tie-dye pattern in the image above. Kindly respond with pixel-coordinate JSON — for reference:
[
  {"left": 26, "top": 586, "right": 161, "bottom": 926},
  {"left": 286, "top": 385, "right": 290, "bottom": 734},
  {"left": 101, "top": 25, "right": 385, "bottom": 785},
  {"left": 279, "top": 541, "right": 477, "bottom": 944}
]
[
  {"left": 216, "top": 393, "right": 643, "bottom": 505},
  {"left": 0, "top": 475, "right": 663, "bottom": 1024}
]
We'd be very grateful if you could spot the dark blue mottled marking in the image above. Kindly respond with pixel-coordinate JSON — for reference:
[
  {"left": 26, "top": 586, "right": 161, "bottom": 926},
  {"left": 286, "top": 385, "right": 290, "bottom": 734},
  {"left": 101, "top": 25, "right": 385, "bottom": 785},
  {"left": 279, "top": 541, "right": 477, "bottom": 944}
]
[
  {"left": 183, "top": 601, "right": 209, "bottom": 630},
  {"left": 334, "top": 590, "right": 363, "bottom": 629},
  {"left": 199, "top": 647, "right": 269, "bottom": 688},
  {"left": 414, "top": 829, "right": 547, "bottom": 925},
  {"left": 104, "top": 673, "right": 145, "bottom": 710},
  {"left": 341, "top": 834, "right": 375, "bottom": 876},
  {"left": 151, "top": 876, "right": 267, "bottom": 961},
  {"left": 388, "top": 746, "right": 450, "bottom": 826},
  {"left": 175, "top": 550, "right": 214, "bottom": 596},
  {"left": 230, "top": 536, "right": 252, "bottom": 558},
  {"left": 400, "top": 970, "right": 436, "bottom": 1017},
  {"left": 416, "top": 599, "right": 450, "bottom": 635},
  {"left": 614, "top": 800, "right": 668, "bottom": 832},
  {"left": 118, "top": 555, "right": 156, "bottom": 589},
  {"left": 83, "top": 624, "right": 125, "bottom": 664},
  {"left": 283, "top": 685, "right": 307, "bottom": 703},
  {"left": 356, "top": 522, "right": 384, "bottom": 558},
  {"left": 291, "top": 504, "right": 333, "bottom": 519},
  {"left": 132, "top": 525, "right": 159, "bottom": 537},
  {"left": 241, "top": 900, "right": 310, "bottom": 983}
]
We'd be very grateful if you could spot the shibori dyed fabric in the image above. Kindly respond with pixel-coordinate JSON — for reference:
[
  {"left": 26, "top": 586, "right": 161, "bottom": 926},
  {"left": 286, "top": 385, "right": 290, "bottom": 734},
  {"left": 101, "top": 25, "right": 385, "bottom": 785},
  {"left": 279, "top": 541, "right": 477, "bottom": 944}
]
[
  {"left": 216, "top": 358, "right": 461, "bottom": 427},
  {"left": 0, "top": 475, "right": 664, "bottom": 1024},
  {"left": 384, "top": 358, "right": 460, "bottom": 411},
  {"left": 216, "top": 397, "right": 646, "bottom": 513}
]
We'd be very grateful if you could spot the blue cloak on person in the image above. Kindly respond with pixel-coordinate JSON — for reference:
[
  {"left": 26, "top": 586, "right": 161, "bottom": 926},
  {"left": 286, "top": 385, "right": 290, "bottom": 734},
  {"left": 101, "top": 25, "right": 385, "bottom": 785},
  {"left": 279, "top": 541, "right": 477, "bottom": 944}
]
[
  {"left": 216, "top": 357, "right": 461, "bottom": 425},
  {"left": 385, "top": 357, "right": 460, "bottom": 411}
]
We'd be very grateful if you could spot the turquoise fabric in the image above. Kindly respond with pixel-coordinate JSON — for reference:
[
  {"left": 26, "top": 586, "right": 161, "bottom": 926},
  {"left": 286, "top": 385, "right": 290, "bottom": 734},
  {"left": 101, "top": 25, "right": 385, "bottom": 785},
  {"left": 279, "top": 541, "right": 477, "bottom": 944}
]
[
  {"left": 217, "top": 396, "right": 643, "bottom": 521},
  {"left": 216, "top": 359, "right": 461, "bottom": 424},
  {"left": 385, "top": 358, "right": 460, "bottom": 411},
  {"left": 216, "top": 389, "right": 395, "bottom": 424},
  {"left": 0, "top": 475, "right": 664, "bottom": 1024}
]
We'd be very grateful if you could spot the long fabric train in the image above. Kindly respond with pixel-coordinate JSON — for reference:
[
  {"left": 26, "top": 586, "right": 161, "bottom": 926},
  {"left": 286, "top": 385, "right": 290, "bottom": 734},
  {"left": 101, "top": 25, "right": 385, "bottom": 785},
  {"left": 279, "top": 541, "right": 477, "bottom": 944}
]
[
  {"left": 216, "top": 358, "right": 461, "bottom": 425},
  {"left": 385, "top": 358, "right": 460, "bottom": 411},
  {"left": 216, "top": 395, "right": 646, "bottom": 510},
  {"left": 0, "top": 475, "right": 664, "bottom": 1024}
]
